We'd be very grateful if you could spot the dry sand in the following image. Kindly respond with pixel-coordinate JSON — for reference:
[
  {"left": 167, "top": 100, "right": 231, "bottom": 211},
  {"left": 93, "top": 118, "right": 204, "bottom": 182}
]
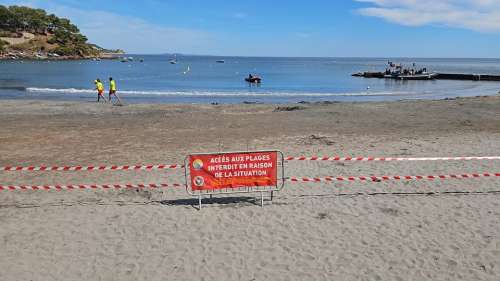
[{"left": 0, "top": 96, "right": 500, "bottom": 281}]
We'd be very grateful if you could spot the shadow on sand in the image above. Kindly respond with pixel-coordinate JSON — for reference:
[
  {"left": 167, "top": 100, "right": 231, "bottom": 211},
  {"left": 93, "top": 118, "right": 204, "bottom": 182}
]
[{"left": 156, "top": 196, "right": 270, "bottom": 209}]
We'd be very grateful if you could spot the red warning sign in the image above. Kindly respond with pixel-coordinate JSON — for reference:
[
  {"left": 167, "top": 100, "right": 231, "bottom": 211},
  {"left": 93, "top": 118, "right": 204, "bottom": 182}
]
[{"left": 188, "top": 151, "right": 278, "bottom": 191}]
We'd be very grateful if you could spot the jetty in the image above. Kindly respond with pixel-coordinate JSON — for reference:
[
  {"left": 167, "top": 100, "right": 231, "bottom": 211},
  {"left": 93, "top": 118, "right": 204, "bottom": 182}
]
[
  {"left": 435, "top": 73, "right": 500, "bottom": 81},
  {"left": 353, "top": 61, "right": 500, "bottom": 81},
  {"left": 352, "top": 72, "right": 500, "bottom": 81}
]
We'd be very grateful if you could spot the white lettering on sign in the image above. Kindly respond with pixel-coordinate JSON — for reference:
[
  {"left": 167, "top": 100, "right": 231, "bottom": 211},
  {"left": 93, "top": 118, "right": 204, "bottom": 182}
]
[{"left": 203, "top": 153, "right": 275, "bottom": 179}]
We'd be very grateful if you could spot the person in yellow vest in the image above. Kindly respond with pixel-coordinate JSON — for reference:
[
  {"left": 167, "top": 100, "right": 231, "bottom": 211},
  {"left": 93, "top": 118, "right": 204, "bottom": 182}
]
[
  {"left": 108, "top": 77, "right": 123, "bottom": 105},
  {"left": 94, "top": 79, "right": 106, "bottom": 102}
]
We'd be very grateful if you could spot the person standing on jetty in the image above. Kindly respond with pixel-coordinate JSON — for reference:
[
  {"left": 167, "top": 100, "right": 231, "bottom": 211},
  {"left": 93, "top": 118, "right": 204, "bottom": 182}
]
[
  {"left": 94, "top": 79, "right": 106, "bottom": 102},
  {"left": 108, "top": 77, "right": 123, "bottom": 105}
]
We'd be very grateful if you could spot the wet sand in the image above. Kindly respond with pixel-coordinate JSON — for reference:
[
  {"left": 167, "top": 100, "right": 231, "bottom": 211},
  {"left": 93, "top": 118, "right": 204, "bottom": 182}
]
[{"left": 1, "top": 96, "right": 500, "bottom": 281}]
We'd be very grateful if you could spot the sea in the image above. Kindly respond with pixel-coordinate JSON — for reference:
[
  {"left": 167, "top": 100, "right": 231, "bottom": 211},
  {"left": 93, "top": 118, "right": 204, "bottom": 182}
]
[{"left": 1, "top": 56, "right": 499, "bottom": 104}]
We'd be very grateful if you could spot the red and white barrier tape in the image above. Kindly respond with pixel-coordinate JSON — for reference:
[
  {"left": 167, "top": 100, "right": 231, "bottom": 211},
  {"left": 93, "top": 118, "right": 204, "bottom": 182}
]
[
  {"left": 0, "top": 183, "right": 185, "bottom": 191},
  {"left": 289, "top": 172, "right": 500, "bottom": 183},
  {"left": 0, "top": 164, "right": 183, "bottom": 172},
  {"left": 3, "top": 156, "right": 499, "bottom": 172},
  {"left": 285, "top": 156, "right": 500, "bottom": 162},
  {"left": 2, "top": 172, "right": 498, "bottom": 191}
]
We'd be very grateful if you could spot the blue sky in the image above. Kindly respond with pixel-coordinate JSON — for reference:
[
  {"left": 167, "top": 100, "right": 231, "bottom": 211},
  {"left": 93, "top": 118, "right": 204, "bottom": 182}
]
[{"left": 3, "top": 0, "right": 500, "bottom": 57}]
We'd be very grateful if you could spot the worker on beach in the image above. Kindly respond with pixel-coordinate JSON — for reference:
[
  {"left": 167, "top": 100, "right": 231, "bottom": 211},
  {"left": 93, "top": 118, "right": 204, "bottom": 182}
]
[
  {"left": 108, "top": 77, "right": 123, "bottom": 105},
  {"left": 94, "top": 79, "right": 106, "bottom": 102}
]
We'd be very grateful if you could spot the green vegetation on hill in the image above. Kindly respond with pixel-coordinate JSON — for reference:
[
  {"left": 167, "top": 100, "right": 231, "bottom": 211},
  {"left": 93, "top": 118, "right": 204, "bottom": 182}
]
[
  {"left": 0, "top": 5, "right": 109, "bottom": 57},
  {"left": 0, "top": 39, "right": 8, "bottom": 51}
]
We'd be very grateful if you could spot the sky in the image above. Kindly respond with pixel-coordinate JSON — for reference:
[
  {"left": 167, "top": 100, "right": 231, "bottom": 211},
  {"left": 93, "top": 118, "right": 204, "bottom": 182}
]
[{"left": 2, "top": 0, "right": 500, "bottom": 57}]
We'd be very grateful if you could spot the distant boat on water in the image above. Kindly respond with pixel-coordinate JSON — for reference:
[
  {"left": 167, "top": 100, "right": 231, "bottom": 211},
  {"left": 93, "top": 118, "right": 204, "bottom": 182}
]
[
  {"left": 169, "top": 55, "right": 178, "bottom": 64},
  {"left": 245, "top": 75, "right": 262, "bottom": 84},
  {"left": 120, "top": 56, "right": 134, "bottom": 63},
  {"left": 216, "top": 60, "right": 225, "bottom": 63}
]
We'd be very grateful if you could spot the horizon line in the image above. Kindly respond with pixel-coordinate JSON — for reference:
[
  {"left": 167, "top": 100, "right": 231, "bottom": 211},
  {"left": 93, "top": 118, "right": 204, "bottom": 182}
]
[{"left": 122, "top": 53, "right": 500, "bottom": 60}]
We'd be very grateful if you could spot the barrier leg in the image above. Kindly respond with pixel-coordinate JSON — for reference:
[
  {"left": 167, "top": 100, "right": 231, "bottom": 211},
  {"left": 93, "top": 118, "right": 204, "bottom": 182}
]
[
  {"left": 261, "top": 192, "right": 264, "bottom": 207},
  {"left": 198, "top": 195, "right": 202, "bottom": 210}
]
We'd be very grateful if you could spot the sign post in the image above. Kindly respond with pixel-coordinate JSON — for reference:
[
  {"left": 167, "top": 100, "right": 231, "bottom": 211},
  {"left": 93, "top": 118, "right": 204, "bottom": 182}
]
[{"left": 185, "top": 150, "right": 284, "bottom": 209}]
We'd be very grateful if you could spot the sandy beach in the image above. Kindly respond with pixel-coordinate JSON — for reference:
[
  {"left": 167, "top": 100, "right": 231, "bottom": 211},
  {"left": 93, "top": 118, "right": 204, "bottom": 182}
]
[{"left": 1, "top": 96, "right": 500, "bottom": 281}]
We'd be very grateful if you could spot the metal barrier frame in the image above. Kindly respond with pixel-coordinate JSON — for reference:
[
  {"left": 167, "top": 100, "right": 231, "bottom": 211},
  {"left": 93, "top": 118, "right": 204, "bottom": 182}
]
[{"left": 184, "top": 150, "right": 285, "bottom": 209}]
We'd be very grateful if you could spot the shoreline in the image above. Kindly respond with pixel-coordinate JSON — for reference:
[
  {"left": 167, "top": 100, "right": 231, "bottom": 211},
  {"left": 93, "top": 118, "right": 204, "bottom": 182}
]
[
  {"left": 0, "top": 92, "right": 498, "bottom": 106},
  {"left": 2, "top": 84, "right": 499, "bottom": 105},
  {"left": 0, "top": 52, "right": 123, "bottom": 61}
]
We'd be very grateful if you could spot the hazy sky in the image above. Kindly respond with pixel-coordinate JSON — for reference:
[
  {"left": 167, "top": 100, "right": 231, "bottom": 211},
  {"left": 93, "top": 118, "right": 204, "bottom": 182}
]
[{"left": 3, "top": 0, "right": 500, "bottom": 57}]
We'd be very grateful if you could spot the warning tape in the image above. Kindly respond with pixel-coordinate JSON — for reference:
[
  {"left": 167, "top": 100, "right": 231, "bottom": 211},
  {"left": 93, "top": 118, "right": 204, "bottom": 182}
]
[
  {"left": 3, "top": 156, "right": 499, "bottom": 172},
  {"left": 2, "top": 173, "right": 498, "bottom": 191},
  {"left": 285, "top": 156, "right": 500, "bottom": 162},
  {"left": 0, "top": 183, "right": 184, "bottom": 191},
  {"left": 289, "top": 172, "right": 500, "bottom": 183},
  {"left": 0, "top": 164, "right": 183, "bottom": 172}
]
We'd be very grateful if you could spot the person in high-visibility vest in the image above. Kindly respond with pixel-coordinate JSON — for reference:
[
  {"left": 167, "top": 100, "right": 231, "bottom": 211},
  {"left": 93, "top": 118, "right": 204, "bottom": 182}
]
[
  {"left": 108, "top": 77, "right": 123, "bottom": 105},
  {"left": 94, "top": 79, "right": 106, "bottom": 102}
]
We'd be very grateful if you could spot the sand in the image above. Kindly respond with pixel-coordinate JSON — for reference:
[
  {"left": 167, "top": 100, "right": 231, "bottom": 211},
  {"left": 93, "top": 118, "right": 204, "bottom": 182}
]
[{"left": 0, "top": 96, "right": 500, "bottom": 281}]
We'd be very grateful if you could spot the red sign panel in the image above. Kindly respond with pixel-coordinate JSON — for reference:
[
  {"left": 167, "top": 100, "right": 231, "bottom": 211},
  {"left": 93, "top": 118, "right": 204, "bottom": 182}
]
[{"left": 189, "top": 151, "right": 278, "bottom": 191}]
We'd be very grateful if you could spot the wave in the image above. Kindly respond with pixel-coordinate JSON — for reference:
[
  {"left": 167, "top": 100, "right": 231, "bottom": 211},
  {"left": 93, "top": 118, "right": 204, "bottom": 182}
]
[
  {"left": 25, "top": 87, "right": 415, "bottom": 97},
  {"left": 27, "top": 87, "right": 95, "bottom": 94}
]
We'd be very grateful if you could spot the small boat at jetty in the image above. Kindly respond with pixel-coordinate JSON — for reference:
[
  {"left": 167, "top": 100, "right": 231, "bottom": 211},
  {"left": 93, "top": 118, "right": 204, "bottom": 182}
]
[
  {"left": 398, "top": 73, "right": 438, "bottom": 80},
  {"left": 354, "top": 62, "right": 437, "bottom": 80}
]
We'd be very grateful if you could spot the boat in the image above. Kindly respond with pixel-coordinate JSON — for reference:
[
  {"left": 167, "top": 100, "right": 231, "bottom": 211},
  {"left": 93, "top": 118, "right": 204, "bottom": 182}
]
[
  {"left": 35, "top": 53, "right": 47, "bottom": 59},
  {"left": 245, "top": 76, "right": 262, "bottom": 83},
  {"left": 216, "top": 60, "right": 225, "bottom": 63},
  {"left": 398, "top": 72, "right": 438, "bottom": 80},
  {"left": 169, "top": 54, "right": 178, "bottom": 64},
  {"left": 384, "top": 71, "right": 401, "bottom": 79}
]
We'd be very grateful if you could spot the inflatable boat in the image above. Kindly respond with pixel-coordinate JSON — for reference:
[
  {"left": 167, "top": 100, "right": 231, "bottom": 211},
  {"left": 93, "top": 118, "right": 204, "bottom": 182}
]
[{"left": 245, "top": 77, "right": 262, "bottom": 83}]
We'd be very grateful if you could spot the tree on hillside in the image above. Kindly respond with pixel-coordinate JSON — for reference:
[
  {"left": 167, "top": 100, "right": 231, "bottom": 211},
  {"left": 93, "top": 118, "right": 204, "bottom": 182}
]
[
  {"left": 0, "top": 40, "right": 8, "bottom": 54},
  {"left": 0, "top": 5, "right": 15, "bottom": 30},
  {"left": 0, "top": 5, "right": 98, "bottom": 57},
  {"left": 1, "top": 5, "right": 81, "bottom": 35}
]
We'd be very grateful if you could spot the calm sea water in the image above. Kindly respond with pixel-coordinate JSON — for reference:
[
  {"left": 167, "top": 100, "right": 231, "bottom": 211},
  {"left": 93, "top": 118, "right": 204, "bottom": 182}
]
[{"left": 1, "top": 56, "right": 499, "bottom": 104}]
